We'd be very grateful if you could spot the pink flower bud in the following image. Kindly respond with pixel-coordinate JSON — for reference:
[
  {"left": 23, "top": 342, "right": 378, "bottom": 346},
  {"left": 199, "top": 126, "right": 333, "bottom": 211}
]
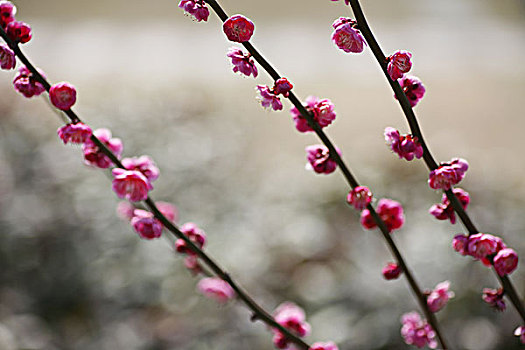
[
  {"left": 428, "top": 158, "right": 469, "bottom": 190},
  {"left": 223, "top": 15, "right": 254, "bottom": 43},
  {"left": 82, "top": 128, "right": 123, "bottom": 168},
  {"left": 305, "top": 144, "right": 340, "bottom": 175},
  {"left": 226, "top": 47, "right": 258, "bottom": 78},
  {"left": 331, "top": 17, "right": 366, "bottom": 53},
  {"left": 482, "top": 288, "right": 506, "bottom": 312},
  {"left": 290, "top": 96, "right": 336, "bottom": 133},
  {"left": 401, "top": 312, "right": 437, "bottom": 349},
  {"left": 382, "top": 262, "right": 402, "bottom": 280},
  {"left": 0, "top": 1, "right": 16, "bottom": 28},
  {"left": 452, "top": 234, "right": 469, "bottom": 255},
  {"left": 397, "top": 75, "right": 425, "bottom": 107},
  {"left": 273, "top": 78, "right": 293, "bottom": 97},
  {"left": 0, "top": 44, "right": 15, "bottom": 70},
  {"left": 310, "top": 342, "right": 339, "bottom": 350},
  {"left": 427, "top": 281, "right": 454, "bottom": 313},
  {"left": 6, "top": 21, "right": 31, "bottom": 44},
  {"left": 197, "top": 277, "right": 235, "bottom": 303},
  {"left": 256, "top": 85, "right": 282, "bottom": 111},
  {"left": 175, "top": 222, "right": 207, "bottom": 255},
  {"left": 122, "top": 156, "right": 160, "bottom": 183},
  {"left": 361, "top": 198, "right": 405, "bottom": 232},
  {"left": 272, "top": 302, "right": 311, "bottom": 349},
  {"left": 178, "top": 0, "right": 209, "bottom": 22},
  {"left": 13, "top": 66, "right": 46, "bottom": 98},
  {"left": 384, "top": 127, "right": 423, "bottom": 161},
  {"left": 57, "top": 122, "right": 92, "bottom": 144},
  {"left": 493, "top": 248, "right": 518, "bottom": 276},
  {"left": 347, "top": 186, "right": 373, "bottom": 210},
  {"left": 131, "top": 209, "right": 163, "bottom": 240},
  {"left": 111, "top": 168, "right": 152, "bottom": 202},
  {"left": 429, "top": 188, "right": 470, "bottom": 224},
  {"left": 387, "top": 50, "right": 413, "bottom": 80},
  {"left": 49, "top": 82, "right": 77, "bottom": 110},
  {"left": 184, "top": 255, "right": 202, "bottom": 275}
]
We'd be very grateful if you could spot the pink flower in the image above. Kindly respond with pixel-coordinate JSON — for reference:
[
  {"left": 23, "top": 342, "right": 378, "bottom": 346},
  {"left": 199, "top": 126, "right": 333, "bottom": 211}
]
[
  {"left": 256, "top": 85, "right": 282, "bottom": 111},
  {"left": 429, "top": 188, "right": 470, "bottom": 224},
  {"left": 226, "top": 47, "right": 258, "bottom": 78},
  {"left": 223, "top": 14, "right": 254, "bottom": 43},
  {"left": 131, "top": 209, "right": 163, "bottom": 240},
  {"left": 6, "top": 21, "right": 31, "bottom": 44},
  {"left": 273, "top": 302, "right": 311, "bottom": 349},
  {"left": 428, "top": 158, "right": 469, "bottom": 190},
  {"left": 494, "top": 248, "right": 518, "bottom": 276},
  {"left": 116, "top": 201, "right": 135, "bottom": 221},
  {"left": 49, "top": 82, "right": 77, "bottom": 110},
  {"left": 197, "top": 277, "right": 235, "bottom": 303},
  {"left": 273, "top": 78, "right": 293, "bottom": 97},
  {"left": 346, "top": 186, "right": 372, "bottom": 210},
  {"left": 514, "top": 326, "right": 525, "bottom": 344},
  {"left": 57, "top": 122, "right": 92, "bottom": 144},
  {"left": 331, "top": 17, "right": 366, "bottom": 53},
  {"left": 111, "top": 168, "right": 152, "bottom": 202},
  {"left": 452, "top": 234, "right": 469, "bottom": 256},
  {"left": 82, "top": 128, "right": 123, "bottom": 168},
  {"left": 122, "top": 156, "right": 160, "bottom": 183},
  {"left": 178, "top": 0, "right": 209, "bottom": 22},
  {"left": 401, "top": 312, "right": 437, "bottom": 349},
  {"left": 0, "top": 44, "right": 15, "bottom": 70},
  {"left": 397, "top": 75, "right": 425, "bottom": 107},
  {"left": 482, "top": 288, "right": 506, "bottom": 312},
  {"left": 184, "top": 255, "right": 202, "bottom": 275},
  {"left": 387, "top": 50, "right": 412, "bottom": 80},
  {"left": 305, "top": 144, "right": 340, "bottom": 175},
  {"left": 290, "top": 96, "right": 336, "bottom": 133},
  {"left": 309, "top": 342, "right": 339, "bottom": 350},
  {"left": 361, "top": 198, "right": 405, "bottom": 232},
  {"left": 382, "top": 262, "right": 403, "bottom": 280},
  {"left": 175, "top": 222, "right": 207, "bottom": 255},
  {"left": 0, "top": 1, "right": 16, "bottom": 28},
  {"left": 467, "top": 233, "right": 503, "bottom": 260},
  {"left": 384, "top": 127, "right": 423, "bottom": 161},
  {"left": 427, "top": 281, "right": 454, "bottom": 313},
  {"left": 13, "top": 66, "right": 46, "bottom": 98},
  {"left": 156, "top": 201, "right": 178, "bottom": 223}
]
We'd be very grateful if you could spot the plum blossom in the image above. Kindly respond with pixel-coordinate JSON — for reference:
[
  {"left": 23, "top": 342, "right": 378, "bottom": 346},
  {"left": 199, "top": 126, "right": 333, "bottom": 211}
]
[
  {"left": 482, "top": 288, "right": 506, "bottom": 312},
  {"left": 382, "top": 262, "right": 402, "bottom": 280},
  {"left": 429, "top": 188, "right": 470, "bottom": 224},
  {"left": 273, "top": 78, "right": 293, "bottom": 97},
  {"left": 82, "top": 128, "right": 123, "bottom": 168},
  {"left": 305, "top": 144, "right": 340, "bottom": 175},
  {"left": 227, "top": 47, "right": 258, "bottom": 78},
  {"left": 122, "top": 156, "right": 160, "bottom": 183},
  {"left": 49, "top": 82, "right": 77, "bottom": 110},
  {"left": 116, "top": 201, "right": 135, "bottom": 221},
  {"left": 309, "top": 342, "right": 339, "bottom": 350},
  {"left": 0, "top": 44, "right": 15, "bottom": 70},
  {"left": 175, "top": 222, "right": 207, "bottom": 255},
  {"left": 428, "top": 158, "right": 469, "bottom": 191},
  {"left": 156, "top": 201, "right": 178, "bottom": 223},
  {"left": 387, "top": 50, "right": 412, "bottom": 80},
  {"left": 467, "top": 233, "right": 504, "bottom": 261},
  {"left": 184, "top": 255, "right": 202, "bottom": 275},
  {"left": 6, "top": 21, "right": 31, "bottom": 44},
  {"left": 178, "top": 0, "right": 209, "bottom": 22},
  {"left": 400, "top": 312, "right": 437, "bottom": 349},
  {"left": 427, "top": 281, "right": 454, "bottom": 313},
  {"left": 223, "top": 14, "right": 254, "bottom": 43},
  {"left": 197, "top": 277, "right": 235, "bottom": 303},
  {"left": 493, "top": 248, "right": 518, "bottom": 276},
  {"left": 256, "top": 85, "right": 282, "bottom": 111},
  {"left": 111, "top": 168, "right": 152, "bottom": 202},
  {"left": 0, "top": 1, "right": 16, "bottom": 28},
  {"left": 384, "top": 127, "right": 423, "bottom": 161},
  {"left": 131, "top": 209, "right": 163, "bottom": 240},
  {"left": 397, "top": 75, "right": 425, "bottom": 107},
  {"left": 514, "top": 326, "right": 525, "bottom": 344},
  {"left": 346, "top": 186, "right": 372, "bottom": 210},
  {"left": 331, "top": 17, "right": 365, "bottom": 53},
  {"left": 272, "top": 302, "right": 311, "bottom": 349},
  {"left": 57, "top": 122, "right": 92, "bottom": 144},
  {"left": 290, "top": 96, "right": 336, "bottom": 132},
  {"left": 452, "top": 234, "right": 469, "bottom": 256},
  {"left": 13, "top": 66, "right": 46, "bottom": 98},
  {"left": 361, "top": 198, "right": 405, "bottom": 232}
]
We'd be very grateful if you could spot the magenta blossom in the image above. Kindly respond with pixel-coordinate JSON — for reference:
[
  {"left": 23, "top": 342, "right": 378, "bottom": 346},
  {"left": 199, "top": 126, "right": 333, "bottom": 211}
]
[
  {"left": 6, "top": 21, "right": 31, "bottom": 44},
  {"left": 515, "top": 326, "right": 525, "bottom": 344},
  {"left": 361, "top": 198, "right": 405, "bottom": 232},
  {"left": 452, "top": 234, "right": 469, "bottom": 256},
  {"left": 427, "top": 281, "right": 454, "bottom": 313},
  {"left": 290, "top": 96, "right": 336, "bottom": 133},
  {"left": 382, "top": 262, "right": 402, "bottom": 280},
  {"left": 49, "top": 82, "right": 77, "bottom": 110},
  {"left": 309, "top": 342, "right": 339, "bottom": 350},
  {"left": 401, "top": 312, "right": 437, "bottom": 349},
  {"left": 175, "top": 222, "right": 207, "bottom": 256},
  {"left": 111, "top": 168, "right": 152, "bottom": 202},
  {"left": 13, "top": 66, "right": 46, "bottom": 98},
  {"left": 384, "top": 127, "right": 423, "bottom": 161},
  {"left": 273, "top": 302, "right": 311, "bottom": 349},
  {"left": 57, "top": 122, "right": 92, "bottom": 145},
  {"left": 331, "top": 17, "right": 366, "bottom": 53},
  {"left": 494, "top": 248, "right": 518, "bottom": 276},
  {"left": 467, "top": 233, "right": 503, "bottom": 261},
  {"left": 0, "top": 44, "right": 15, "bottom": 70},
  {"left": 178, "top": 0, "right": 209, "bottom": 22},
  {"left": 256, "top": 85, "right": 282, "bottom": 111},
  {"left": 305, "top": 144, "right": 340, "bottom": 175},
  {"left": 131, "top": 209, "right": 163, "bottom": 240},
  {"left": 429, "top": 188, "right": 470, "bottom": 224},
  {"left": 428, "top": 158, "right": 469, "bottom": 191},
  {"left": 83, "top": 128, "right": 123, "bottom": 168},
  {"left": 122, "top": 155, "right": 160, "bottom": 183},
  {"left": 387, "top": 50, "right": 412, "bottom": 80},
  {"left": 347, "top": 186, "right": 372, "bottom": 210},
  {"left": 226, "top": 47, "right": 258, "bottom": 78},
  {"left": 397, "top": 75, "right": 425, "bottom": 107},
  {"left": 223, "top": 14, "right": 254, "bottom": 43},
  {"left": 482, "top": 288, "right": 506, "bottom": 312},
  {"left": 197, "top": 277, "right": 235, "bottom": 303},
  {"left": 0, "top": 1, "right": 16, "bottom": 28},
  {"left": 273, "top": 78, "right": 293, "bottom": 97}
]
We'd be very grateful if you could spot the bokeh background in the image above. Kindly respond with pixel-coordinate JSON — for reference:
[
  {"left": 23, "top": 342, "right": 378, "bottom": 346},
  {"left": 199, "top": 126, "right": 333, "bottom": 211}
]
[{"left": 0, "top": 0, "right": 524, "bottom": 349}]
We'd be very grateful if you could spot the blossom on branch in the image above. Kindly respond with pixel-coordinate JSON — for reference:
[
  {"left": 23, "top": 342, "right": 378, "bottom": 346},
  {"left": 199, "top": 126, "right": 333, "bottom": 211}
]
[
  {"left": 272, "top": 302, "right": 311, "bottom": 349},
  {"left": 6, "top": 20, "right": 31, "bottom": 43},
  {"left": 223, "top": 14, "right": 254, "bottom": 43},
  {"left": 387, "top": 50, "right": 412, "bottom": 80},
  {"left": 382, "top": 262, "right": 402, "bottom": 280},
  {"left": 482, "top": 288, "right": 506, "bottom": 312},
  {"left": 178, "top": 0, "right": 209, "bottom": 22},
  {"left": 400, "top": 312, "right": 437, "bottom": 349},
  {"left": 57, "top": 122, "right": 92, "bottom": 144},
  {"left": 396, "top": 75, "right": 425, "bottom": 107},
  {"left": 347, "top": 186, "right": 372, "bottom": 210},
  {"left": 197, "top": 277, "right": 235, "bottom": 303},
  {"left": 305, "top": 144, "right": 340, "bottom": 175},
  {"left": 111, "top": 168, "right": 152, "bottom": 202},
  {"left": 0, "top": 1, "right": 16, "bottom": 28},
  {"left": 427, "top": 281, "right": 454, "bottom": 313},
  {"left": 384, "top": 127, "right": 423, "bottom": 161},
  {"left": 428, "top": 158, "right": 469, "bottom": 191},
  {"left": 256, "top": 85, "right": 283, "bottom": 111},
  {"left": 82, "top": 128, "right": 123, "bottom": 168},
  {"left": 429, "top": 188, "right": 470, "bottom": 224},
  {"left": 13, "top": 66, "right": 46, "bottom": 98},
  {"left": 49, "top": 82, "right": 77, "bottom": 110},
  {"left": 227, "top": 47, "right": 258, "bottom": 78},
  {"left": 0, "top": 43, "right": 15, "bottom": 70},
  {"left": 122, "top": 155, "right": 160, "bottom": 183},
  {"left": 290, "top": 96, "right": 336, "bottom": 133},
  {"left": 131, "top": 209, "right": 163, "bottom": 240},
  {"left": 361, "top": 198, "right": 405, "bottom": 232},
  {"left": 331, "top": 17, "right": 365, "bottom": 53}
]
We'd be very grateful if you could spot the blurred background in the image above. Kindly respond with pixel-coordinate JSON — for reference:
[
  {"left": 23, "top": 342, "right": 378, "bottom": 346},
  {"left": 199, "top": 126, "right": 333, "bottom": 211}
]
[{"left": 0, "top": 0, "right": 524, "bottom": 349}]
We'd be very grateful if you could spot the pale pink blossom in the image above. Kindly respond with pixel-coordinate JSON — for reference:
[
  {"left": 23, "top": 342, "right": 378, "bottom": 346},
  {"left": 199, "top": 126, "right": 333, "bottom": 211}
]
[
  {"left": 331, "top": 17, "right": 366, "bottom": 53},
  {"left": 290, "top": 96, "right": 336, "bottom": 133},
  {"left": 494, "top": 248, "right": 518, "bottom": 276},
  {"left": 82, "top": 128, "right": 123, "bottom": 168},
  {"left": 428, "top": 158, "right": 469, "bottom": 190},
  {"left": 116, "top": 201, "right": 135, "bottom": 221},
  {"left": 427, "top": 281, "right": 454, "bottom": 313},
  {"left": 514, "top": 326, "right": 525, "bottom": 344},
  {"left": 49, "top": 82, "right": 77, "bottom": 110},
  {"left": 397, "top": 75, "right": 425, "bottom": 107},
  {"left": 400, "top": 312, "right": 437, "bottom": 349},
  {"left": 482, "top": 288, "right": 505, "bottom": 312},
  {"left": 0, "top": 1, "right": 16, "bottom": 28},
  {"left": 361, "top": 198, "right": 405, "bottom": 232},
  {"left": 156, "top": 201, "right": 178, "bottom": 223},
  {"left": 227, "top": 47, "right": 258, "bottom": 78},
  {"left": 57, "top": 122, "right": 92, "bottom": 144},
  {"left": 13, "top": 66, "right": 46, "bottom": 98},
  {"left": 223, "top": 14, "right": 254, "bottom": 43},
  {"left": 273, "top": 302, "right": 311, "bottom": 349},
  {"left": 131, "top": 209, "right": 163, "bottom": 240},
  {"left": 346, "top": 186, "right": 372, "bottom": 210},
  {"left": 6, "top": 21, "right": 31, "bottom": 44},
  {"left": 429, "top": 188, "right": 470, "bottom": 224},
  {"left": 384, "top": 127, "right": 423, "bottom": 161},
  {"left": 309, "top": 342, "right": 339, "bottom": 350},
  {"left": 184, "top": 255, "right": 202, "bottom": 275},
  {"left": 111, "top": 168, "right": 152, "bottom": 202},
  {"left": 382, "top": 262, "right": 402, "bottom": 280},
  {"left": 256, "top": 85, "right": 282, "bottom": 111},
  {"left": 175, "top": 222, "right": 207, "bottom": 255},
  {"left": 387, "top": 50, "right": 412, "bottom": 80},
  {"left": 0, "top": 44, "right": 15, "bottom": 70},
  {"left": 305, "top": 144, "right": 340, "bottom": 175},
  {"left": 178, "top": 0, "right": 209, "bottom": 22},
  {"left": 197, "top": 277, "right": 235, "bottom": 303},
  {"left": 122, "top": 156, "right": 160, "bottom": 183}
]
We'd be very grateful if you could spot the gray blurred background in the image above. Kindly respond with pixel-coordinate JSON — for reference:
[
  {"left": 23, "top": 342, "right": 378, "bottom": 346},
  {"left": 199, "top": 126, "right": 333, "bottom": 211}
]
[{"left": 0, "top": 0, "right": 524, "bottom": 349}]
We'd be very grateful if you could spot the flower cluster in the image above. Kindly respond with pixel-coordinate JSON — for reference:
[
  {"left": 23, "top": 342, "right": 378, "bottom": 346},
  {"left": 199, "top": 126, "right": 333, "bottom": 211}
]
[
  {"left": 178, "top": 0, "right": 209, "bottom": 22},
  {"left": 387, "top": 50, "right": 412, "bottom": 80},
  {"left": 290, "top": 96, "right": 336, "bottom": 132},
  {"left": 175, "top": 222, "right": 207, "bottom": 274},
  {"left": 384, "top": 127, "right": 423, "bottom": 161},
  {"left": 429, "top": 188, "right": 470, "bottom": 224},
  {"left": 400, "top": 312, "right": 437, "bottom": 349},
  {"left": 272, "top": 302, "right": 311, "bottom": 349},
  {"left": 396, "top": 75, "right": 425, "bottom": 107},
  {"left": 346, "top": 186, "right": 372, "bottom": 210},
  {"left": 426, "top": 281, "right": 454, "bottom": 313},
  {"left": 428, "top": 158, "right": 469, "bottom": 191},
  {"left": 83, "top": 128, "right": 123, "bottom": 169},
  {"left": 227, "top": 47, "right": 258, "bottom": 78},
  {"left": 331, "top": 17, "right": 366, "bottom": 53},
  {"left": 361, "top": 198, "right": 405, "bottom": 232},
  {"left": 305, "top": 144, "right": 340, "bottom": 175}
]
